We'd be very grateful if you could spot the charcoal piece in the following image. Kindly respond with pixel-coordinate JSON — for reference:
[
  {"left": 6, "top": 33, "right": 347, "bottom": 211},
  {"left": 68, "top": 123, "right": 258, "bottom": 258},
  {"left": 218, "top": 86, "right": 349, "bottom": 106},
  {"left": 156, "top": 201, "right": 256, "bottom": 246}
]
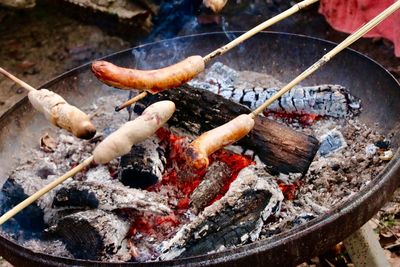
[
  {"left": 118, "top": 136, "right": 166, "bottom": 189},
  {"left": 190, "top": 161, "right": 231, "bottom": 213},
  {"left": 190, "top": 62, "right": 361, "bottom": 117},
  {"left": 53, "top": 180, "right": 171, "bottom": 215},
  {"left": 318, "top": 129, "right": 347, "bottom": 156},
  {"left": 54, "top": 209, "right": 130, "bottom": 261},
  {"left": 0, "top": 179, "right": 45, "bottom": 235},
  {"left": 0, "top": 163, "right": 58, "bottom": 234},
  {"left": 135, "top": 84, "right": 320, "bottom": 175},
  {"left": 159, "top": 165, "right": 283, "bottom": 260}
]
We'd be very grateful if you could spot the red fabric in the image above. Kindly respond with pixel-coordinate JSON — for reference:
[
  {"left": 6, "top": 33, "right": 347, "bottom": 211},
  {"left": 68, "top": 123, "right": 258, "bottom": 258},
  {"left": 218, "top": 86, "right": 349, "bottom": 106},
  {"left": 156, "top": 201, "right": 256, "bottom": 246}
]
[{"left": 319, "top": 0, "right": 400, "bottom": 57}]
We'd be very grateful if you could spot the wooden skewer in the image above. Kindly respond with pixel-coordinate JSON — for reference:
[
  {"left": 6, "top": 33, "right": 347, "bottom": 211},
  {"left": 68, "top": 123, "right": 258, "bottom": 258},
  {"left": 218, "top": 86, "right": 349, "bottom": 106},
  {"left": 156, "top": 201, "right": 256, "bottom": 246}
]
[
  {"left": 0, "top": 67, "right": 37, "bottom": 92},
  {"left": 202, "top": 0, "right": 319, "bottom": 63},
  {"left": 115, "top": 91, "right": 148, "bottom": 111},
  {"left": 0, "top": 156, "right": 94, "bottom": 225},
  {"left": 115, "top": 0, "right": 319, "bottom": 111},
  {"left": 251, "top": 0, "right": 400, "bottom": 117}
]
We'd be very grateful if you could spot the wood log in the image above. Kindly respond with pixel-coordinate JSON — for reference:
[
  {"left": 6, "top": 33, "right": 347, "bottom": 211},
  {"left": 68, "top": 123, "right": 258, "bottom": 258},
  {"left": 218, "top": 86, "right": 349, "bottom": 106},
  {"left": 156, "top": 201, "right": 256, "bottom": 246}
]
[
  {"left": 54, "top": 209, "right": 131, "bottom": 261},
  {"left": 190, "top": 161, "right": 231, "bottom": 213},
  {"left": 190, "top": 62, "right": 361, "bottom": 118},
  {"left": 159, "top": 165, "right": 283, "bottom": 260},
  {"left": 0, "top": 163, "right": 59, "bottom": 233},
  {"left": 53, "top": 180, "right": 171, "bottom": 215},
  {"left": 118, "top": 136, "right": 166, "bottom": 189},
  {"left": 135, "top": 84, "right": 320, "bottom": 175}
]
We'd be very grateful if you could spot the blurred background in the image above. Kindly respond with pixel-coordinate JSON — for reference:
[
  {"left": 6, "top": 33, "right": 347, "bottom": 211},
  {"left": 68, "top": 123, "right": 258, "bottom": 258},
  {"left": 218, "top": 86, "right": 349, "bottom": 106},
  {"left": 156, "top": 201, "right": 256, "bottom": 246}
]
[{"left": 0, "top": 0, "right": 399, "bottom": 266}]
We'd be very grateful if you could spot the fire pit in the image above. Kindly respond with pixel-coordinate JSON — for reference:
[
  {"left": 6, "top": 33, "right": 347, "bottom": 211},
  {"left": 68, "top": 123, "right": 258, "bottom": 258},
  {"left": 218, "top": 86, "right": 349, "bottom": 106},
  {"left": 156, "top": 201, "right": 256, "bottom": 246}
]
[{"left": 0, "top": 32, "right": 400, "bottom": 266}]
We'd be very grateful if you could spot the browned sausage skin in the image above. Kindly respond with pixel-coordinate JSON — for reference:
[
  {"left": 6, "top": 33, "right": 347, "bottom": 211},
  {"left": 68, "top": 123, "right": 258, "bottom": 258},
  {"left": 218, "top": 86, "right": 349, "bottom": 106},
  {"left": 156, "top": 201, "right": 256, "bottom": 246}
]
[
  {"left": 91, "top": 56, "right": 205, "bottom": 93},
  {"left": 185, "top": 114, "right": 255, "bottom": 171}
]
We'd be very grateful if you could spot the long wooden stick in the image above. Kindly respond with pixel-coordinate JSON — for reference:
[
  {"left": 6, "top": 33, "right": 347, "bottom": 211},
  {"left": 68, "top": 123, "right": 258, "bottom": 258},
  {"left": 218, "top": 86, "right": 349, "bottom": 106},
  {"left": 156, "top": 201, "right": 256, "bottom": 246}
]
[
  {"left": 0, "top": 67, "right": 36, "bottom": 92},
  {"left": 202, "top": 0, "right": 319, "bottom": 63},
  {"left": 115, "top": 0, "right": 319, "bottom": 111},
  {"left": 0, "top": 156, "right": 94, "bottom": 225},
  {"left": 115, "top": 91, "right": 148, "bottom": 111},
  {"left": 251, "top": 0, "right": 400, "bottom": 117}
]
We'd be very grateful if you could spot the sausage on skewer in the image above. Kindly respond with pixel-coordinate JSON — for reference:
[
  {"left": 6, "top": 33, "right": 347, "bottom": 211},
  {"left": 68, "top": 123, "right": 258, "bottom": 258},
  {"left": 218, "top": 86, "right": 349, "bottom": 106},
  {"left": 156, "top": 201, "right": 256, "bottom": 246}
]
[
  {"left": 185, "top": 114, "right": 255, "bottom": 171},
  {"left": 92, "top": 56, "right": 205, "bottom": 93}
]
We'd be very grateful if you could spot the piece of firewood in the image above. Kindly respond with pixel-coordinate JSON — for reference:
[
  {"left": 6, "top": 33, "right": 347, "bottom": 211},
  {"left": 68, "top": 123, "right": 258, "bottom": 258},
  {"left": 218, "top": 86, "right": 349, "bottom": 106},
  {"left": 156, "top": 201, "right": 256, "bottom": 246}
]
[
  {"left": 190, "top": 161, "right": 231, "bottom": 213},
  {"left": 118, "top": 136, "right": 166, "bottom": 189},
  {"left": 0, "top": 163, "right": 59, "bottom": 233},
  {"left": 135, "top": 84, "right": 320, "bottom": 175},
  {"left": 53, "top": 180, "right": 171, "bottom": 215},
  {"left": 159, "top": 165, "right": 283, "bottom": 260},
  {"left": 54, "top": 209, "right": 130, "bottom": 261}
]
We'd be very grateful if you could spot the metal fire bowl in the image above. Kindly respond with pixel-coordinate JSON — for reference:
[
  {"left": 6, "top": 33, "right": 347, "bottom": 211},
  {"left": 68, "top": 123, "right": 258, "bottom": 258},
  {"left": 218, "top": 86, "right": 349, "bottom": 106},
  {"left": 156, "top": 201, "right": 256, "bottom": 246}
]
[{"left": 0, "top": 32, "right": 399, "bottom": 267}]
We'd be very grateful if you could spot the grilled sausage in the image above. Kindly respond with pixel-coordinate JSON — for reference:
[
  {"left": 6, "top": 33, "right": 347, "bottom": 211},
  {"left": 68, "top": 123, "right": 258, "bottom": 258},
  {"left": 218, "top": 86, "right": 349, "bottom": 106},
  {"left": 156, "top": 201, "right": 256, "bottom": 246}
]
[
  {"left": 28, "top": 89, "right": 96, "bottom": 139},
  {"left": 93, "top": 100, "right": 176, "bottom": 164},
  {"left": 91, "top": 56, "right": 205, "bottom": 93},
  {"left": 185, "top": 114, "right": 255, "bottom": 170}
]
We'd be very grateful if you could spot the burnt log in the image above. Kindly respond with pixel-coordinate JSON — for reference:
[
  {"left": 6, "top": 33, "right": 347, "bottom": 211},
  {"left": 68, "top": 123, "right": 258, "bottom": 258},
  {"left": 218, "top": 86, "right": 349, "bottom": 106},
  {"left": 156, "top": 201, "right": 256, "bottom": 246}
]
[
  {"left": 135, "top": 84, "right": 320, "bottom": 175},
  {"left": 190, "top": 62, "right": 361, "bottom": 117},
  {"left": 190, "top": 161, "right": 231, "bottom": 213},
  {"left": 159, "top": 165, "right": 283, "bottom": 260},
  {"left": 118, "top": 136, "right": 166, "bottom": 189},
  {"left": 0, "top": 163, "right": 58, "bottom": 235},
  {"left": 54, "top": 209, "right": 131, "bottom": 261},
  {"left": 53, "top": 180, "right": 171, "bottom": 215}
]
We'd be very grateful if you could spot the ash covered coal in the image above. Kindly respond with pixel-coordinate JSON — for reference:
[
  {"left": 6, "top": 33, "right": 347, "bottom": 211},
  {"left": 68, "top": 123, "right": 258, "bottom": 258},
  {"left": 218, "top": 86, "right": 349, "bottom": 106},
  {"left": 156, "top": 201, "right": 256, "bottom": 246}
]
[
  {"left": 0, "top": 64, "right": 392, "bottom": 263},
  {"left": 159, "top": 165, "right": 283, "bottom": 260},
  {"left": 118, "top": 136, "right": 166, "bottom": 189},
  {"left": 53, "top": 180, "right": 171, "bottom": 215},
  {"left": 190, "top": 62, "right": 361, "bottom": 118}
]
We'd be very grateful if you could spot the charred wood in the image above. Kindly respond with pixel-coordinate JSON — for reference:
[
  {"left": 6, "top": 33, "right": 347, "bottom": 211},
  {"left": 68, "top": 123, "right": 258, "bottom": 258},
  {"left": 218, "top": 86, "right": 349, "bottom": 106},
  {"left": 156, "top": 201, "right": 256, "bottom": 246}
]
[
  {"left": 190, "top": 62, "right": 361, "bottom": 117},
  {"left": 53, "top": 180, "right": 171, "bottom": 215},
  {"left": 118, "top": 136, "right": 166, "bottom": 189},
  {"left": 158, "top": 165, "right": 283, "bottom": 260},
  {"left": 190, "top": 161, "right": 231, "bottom": 213},
  {"left": 54, "top": 209, "right": 130, "bottom": 261},
  {"left": 135, "top": 84, "right": 320, "bottom": 175},
  {"left": 0, "top": 163, "right": 58, "bottom": 234}
]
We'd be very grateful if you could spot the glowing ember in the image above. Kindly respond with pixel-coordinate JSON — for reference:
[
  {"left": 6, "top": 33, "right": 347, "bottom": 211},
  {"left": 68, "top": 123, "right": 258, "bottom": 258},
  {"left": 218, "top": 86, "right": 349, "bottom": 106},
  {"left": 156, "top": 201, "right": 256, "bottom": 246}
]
[
  {"left": 127, "top": 128, "right": 254, "bottom": 253},
  {"left": 264, "top": 110, "right": 320, "bottom": 126},
  {"left": 278, "top": 180, "right": 303, "bottom": 200}
]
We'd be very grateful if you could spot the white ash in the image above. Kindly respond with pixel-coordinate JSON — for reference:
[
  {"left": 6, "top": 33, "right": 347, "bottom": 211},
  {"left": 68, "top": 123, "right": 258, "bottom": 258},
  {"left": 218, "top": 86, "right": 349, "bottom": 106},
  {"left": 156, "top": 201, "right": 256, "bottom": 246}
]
[
  {"left": 22, "top": 239, "right": 73, "bottom": 258},
  {"left": 260, "top": 118, "right": 389, "bottom": 239},
  {"left": 278, "top": 172, "right": 303, "bottom": 184},
  {"left": 53, "top": 180, "right": 171, "bottom": 215},
  {"left": 318, "top": 129, "right": 347, "bottom": 156},
  {"left": 190, "top": 62, "right": 361, "bottom": 118}
]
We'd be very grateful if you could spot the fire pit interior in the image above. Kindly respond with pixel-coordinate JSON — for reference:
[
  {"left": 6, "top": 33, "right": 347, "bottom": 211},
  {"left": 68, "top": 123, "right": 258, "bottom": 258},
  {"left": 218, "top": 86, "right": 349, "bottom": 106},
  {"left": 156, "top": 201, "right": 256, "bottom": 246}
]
[{"left": 0, "top": 32, "right": 399, "bottom": 266}]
